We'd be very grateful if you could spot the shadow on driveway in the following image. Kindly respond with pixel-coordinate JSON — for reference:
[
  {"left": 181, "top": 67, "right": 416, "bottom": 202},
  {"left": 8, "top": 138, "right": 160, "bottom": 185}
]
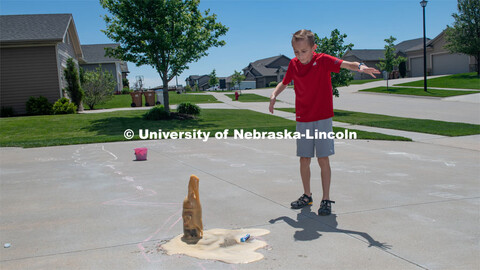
[{"left": 269, "top": 207, "right": 391, "bottom": 250}]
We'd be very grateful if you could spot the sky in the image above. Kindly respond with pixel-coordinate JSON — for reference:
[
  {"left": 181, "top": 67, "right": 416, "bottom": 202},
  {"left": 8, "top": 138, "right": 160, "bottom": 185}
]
[{"left": 1, "top": 0, "right": 458, "bottom": 88}]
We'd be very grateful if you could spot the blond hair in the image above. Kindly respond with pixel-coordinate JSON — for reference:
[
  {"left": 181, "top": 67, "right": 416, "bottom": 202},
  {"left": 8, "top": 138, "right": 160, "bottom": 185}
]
[{"left": 291, "top": 29, "right": 315, "bottom": 47}]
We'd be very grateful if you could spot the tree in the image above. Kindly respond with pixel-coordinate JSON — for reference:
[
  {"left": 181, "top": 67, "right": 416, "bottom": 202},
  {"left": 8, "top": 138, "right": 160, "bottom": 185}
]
[
  {"left": 194, "top": 82, "right": 199, "bottom": 92},
  {"left": 122, "top": 77, "right": 130, "bottom": 89},
  {"left": 82, "top": 66, "right": 116, "bottom": 110},
  {"left": 231, "top": 70, "right": 245, "bottom": 90},
  {"left": 63, "top": 58, "right": 84, "bottom": 110},
  {"left": 445, "top": 0, "right": 480, "bottom": 77},
  {"left": 376, "top": 36, "right": 406, "bottom": 90},
  {"left": 208, "top": 69, "right": 219, "bottom": 89},
  {"left": 79, "top": 66, "right": 86, "bottom": 85},
  {"left": 314, "top": 29, "right": 354, "bottom": 97},
  {"left": 100, "top": 0, "right": 228, "bottom": 112},
  {"left": 399, "top": 61, "right": 407, "bottom": 78}
]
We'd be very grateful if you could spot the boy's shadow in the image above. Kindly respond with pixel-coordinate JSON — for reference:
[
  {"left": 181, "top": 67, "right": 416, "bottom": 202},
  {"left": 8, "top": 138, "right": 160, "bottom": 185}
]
[{"left": 269, "top": 207, "right": 391, "bottom": 250}]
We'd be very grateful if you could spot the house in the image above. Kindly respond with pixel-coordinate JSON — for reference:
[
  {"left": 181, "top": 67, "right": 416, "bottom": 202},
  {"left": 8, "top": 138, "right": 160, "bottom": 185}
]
[
  {"left": 185, "top": 75, "right": 210, "bottom": 90},
  {"left": 342, "top": 49, "right": 386, "bottom": 80},
  {"left": 342, "top": 38, "right": 427, "bottom": 80},
  {"left": 0, "top": 13, "right": 129, "bottom": 115},
  {"left": 218, "top": 77, "right": 228, "bottom": 90},
  {"left": 220, "top": 75, "right": 255, "bottom": 90},
  {"left": 0, "top": 14, "right": 83, "bottom": 115},
  {"left": 242, "top": 55, "right": 290, "bottom": 88},
  {"left": 405, "top": 30, "right": 476, "bottom": 77},
  {"left": 80, "top": 44, "right": 129, "bottom": 93}
]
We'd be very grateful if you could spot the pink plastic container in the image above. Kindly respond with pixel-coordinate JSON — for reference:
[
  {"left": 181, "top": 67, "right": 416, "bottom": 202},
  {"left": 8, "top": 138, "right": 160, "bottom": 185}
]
[{"left": 134, "top": 148, "right": 148, "bottom": 161}]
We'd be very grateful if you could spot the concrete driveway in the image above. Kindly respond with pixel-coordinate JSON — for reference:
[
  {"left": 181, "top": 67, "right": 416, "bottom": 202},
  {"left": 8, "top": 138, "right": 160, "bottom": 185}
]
[{"left": 1, "top": 138, "right": 478, "bottom": 269}]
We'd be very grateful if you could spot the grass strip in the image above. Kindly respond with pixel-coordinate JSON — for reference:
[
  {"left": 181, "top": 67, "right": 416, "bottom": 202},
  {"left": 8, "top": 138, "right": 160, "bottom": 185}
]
[
  {"left": 277, "top": 108, "right": 480, "bottom": 136},
  {"left": 396, "top": 72, "right": 480, "bottom": 90},
  {"left": 0, "top": 109, "right": 409, "bottom": 148},
  {"left": 224, "top": 93, "right": 271, "bottom": 102},
  {"left": 359, "top": 86, "right": 478, "bottom": 97}
]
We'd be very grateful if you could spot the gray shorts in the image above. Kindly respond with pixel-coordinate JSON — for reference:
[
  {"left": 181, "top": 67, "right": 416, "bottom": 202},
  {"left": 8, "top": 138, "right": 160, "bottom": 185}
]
[{"left": 296, "top": 118, "right": 335, "bottom": 158}]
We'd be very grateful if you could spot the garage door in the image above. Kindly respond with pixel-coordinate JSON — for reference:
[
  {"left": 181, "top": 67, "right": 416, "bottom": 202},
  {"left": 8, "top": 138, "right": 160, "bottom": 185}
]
[
  {"left": 432, "top": 53, "right": 469, "bottom": 75},
  {"left": 410, "top": 57, "right": 424, "bottom": 78}
]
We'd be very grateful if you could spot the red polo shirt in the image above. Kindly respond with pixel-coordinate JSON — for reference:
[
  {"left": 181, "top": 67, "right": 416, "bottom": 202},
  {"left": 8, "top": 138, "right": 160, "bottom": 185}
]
[{"left": 282, "top": 52, "right": 343, "bottom": 122}]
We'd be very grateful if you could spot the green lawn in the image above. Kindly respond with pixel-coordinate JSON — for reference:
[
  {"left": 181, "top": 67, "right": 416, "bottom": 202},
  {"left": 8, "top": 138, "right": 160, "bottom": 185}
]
[
  {"left": 397, "top": 72, "right": 480, "bottom": 89},
  {"left": 0, "top": 109, "right": 409, "bottom": 148},
  {"left": 360, "top": 86, "right": 478, "bottom": 97},
  {"left": 225, "top": 93, "right": 271, "bottom": 102},
  {"left": 85, "top": 93, "right": 220, "bottom": 110},
  {"left": 277, "top": 108, "right": 480, "bottom": 136},
  {"left": 349, "top": 79, "right": 382, "bottom": 85}
]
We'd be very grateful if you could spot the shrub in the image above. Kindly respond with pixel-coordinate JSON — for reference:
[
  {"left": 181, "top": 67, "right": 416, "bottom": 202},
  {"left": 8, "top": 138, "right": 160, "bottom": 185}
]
[
  {"left": 185, "top": 84, "right": 192, "bottom": 92},
  {"left": 121, "top": 87, "right": 132, "bottom": 95},
  {"left": 269, "top": 81, "right": 278, "bottom": 87},
  {"left": 122, "top": 78, "right": 129, "bottom": 89},
  {"left": 53, "top": 98, "right": 77, "bottom": 115},
  {"left": 63, "top": 58, "right": 84, "bottom": 109},
  {"left": 0, "top": 107, "right": 14, "bottom": 117},
  {"left": 143, "top": 105, "right": 170, "bottom": 120},
  {"left": 177, "top": 102, "right": 200, "bottom": 116},
  {"left": 26, "top": 96, "right": 53, "bottom": 115},
  {"left": 399, "top": 62, "right": 406, "bottom": 78},
  {"left": 83, "top": 66, "right": 116, "bottom": 110}
]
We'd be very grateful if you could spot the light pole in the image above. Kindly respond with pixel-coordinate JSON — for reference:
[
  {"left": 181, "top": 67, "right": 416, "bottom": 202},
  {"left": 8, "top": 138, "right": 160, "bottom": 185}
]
[{"left": 420, "top": 0, "right": 428, "bottom": 92}]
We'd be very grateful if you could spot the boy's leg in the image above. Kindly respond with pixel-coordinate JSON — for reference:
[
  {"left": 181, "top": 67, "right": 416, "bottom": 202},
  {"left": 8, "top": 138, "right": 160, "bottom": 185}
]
[
  {"left": 291, "top": 121, "right": 315, "bottom": 209},
  {"left": 300, "top": 157, "right": 312, "bottom": 196},
  {"left": 313, "top": 118, "right": 335, "bottom": 215},
  {"left": 317, "top": 156, "right": 331, "bottom": 200}
]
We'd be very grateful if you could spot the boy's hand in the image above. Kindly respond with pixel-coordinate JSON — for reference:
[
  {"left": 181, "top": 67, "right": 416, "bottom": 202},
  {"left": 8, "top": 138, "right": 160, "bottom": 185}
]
[
  {"left": 360, "top": 66, "right": 381, "bottom": 78},
  {"left": 269, "top": 96, "right": 276, "bottom": 113}
]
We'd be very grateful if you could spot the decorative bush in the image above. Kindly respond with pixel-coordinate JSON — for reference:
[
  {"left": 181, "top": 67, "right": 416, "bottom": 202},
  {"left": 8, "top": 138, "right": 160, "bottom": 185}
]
[
  {"left": 0, "top": 107, "right": 14, "bottom": 117},
  {"left": 122, "top": 78, "right": 129, "bottom": 89},
  {"left": 177, "top": 102, "right": 200, "bottom": 116},
  {"left": 63, "top": 58, "right": 84, "bottom": 109},
  {"left": 53, "top": 98, "right": 77, "bottom": 115},
  {"left": 121, "top": 87, "right": 132, "bottom": 95},
  {"left": 269, "top": 81, "right": 278, "bottom": 87},
  {"left": 399, "top": 62, "right": 407, "bottom": 78},
  {"left": 82, "top": 66, "right": 116, "bottom": 110},
  {"left": 143, "top": 105, "right": 170, "bottom": 120},
  {"left": 26, "top": 96, "right": 53, "bottom": 115}
]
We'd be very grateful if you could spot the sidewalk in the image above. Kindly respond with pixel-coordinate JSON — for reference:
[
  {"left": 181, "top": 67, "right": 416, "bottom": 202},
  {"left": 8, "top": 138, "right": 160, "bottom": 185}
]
[{"left": 80, "top": 102, "right": 239, "bottom": 114}]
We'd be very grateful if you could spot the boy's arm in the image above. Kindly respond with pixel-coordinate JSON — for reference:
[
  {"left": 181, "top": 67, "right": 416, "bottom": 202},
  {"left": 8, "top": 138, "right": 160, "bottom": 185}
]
[
  {"left": 340, "top": 61, "right": 380, "bottom": 78},
  {"left": 269, "top": 82, "right": 288, "bottom": 114}
]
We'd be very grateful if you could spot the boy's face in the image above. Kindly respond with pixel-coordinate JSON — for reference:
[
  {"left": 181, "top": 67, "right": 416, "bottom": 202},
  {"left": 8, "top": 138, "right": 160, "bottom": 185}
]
[{"left": 292, "top": 40, "right": 317, "bottom": 65}]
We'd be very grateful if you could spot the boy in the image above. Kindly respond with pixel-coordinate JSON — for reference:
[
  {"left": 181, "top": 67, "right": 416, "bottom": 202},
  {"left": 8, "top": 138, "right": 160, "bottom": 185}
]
[{"left": 269, "top": 29, "right": 379, "bottom": 216}]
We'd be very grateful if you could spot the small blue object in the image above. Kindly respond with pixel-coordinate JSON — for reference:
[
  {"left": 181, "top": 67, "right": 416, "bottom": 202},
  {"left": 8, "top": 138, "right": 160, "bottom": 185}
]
[{"left": 240, "top": 234, "right": 250, "bottom": 242}]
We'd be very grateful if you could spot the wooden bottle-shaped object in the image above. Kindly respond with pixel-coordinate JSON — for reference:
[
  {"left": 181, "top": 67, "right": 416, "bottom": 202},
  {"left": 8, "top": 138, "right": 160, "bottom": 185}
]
[{"left": 182, "top": 175, "right": 203, "bottom": 243}]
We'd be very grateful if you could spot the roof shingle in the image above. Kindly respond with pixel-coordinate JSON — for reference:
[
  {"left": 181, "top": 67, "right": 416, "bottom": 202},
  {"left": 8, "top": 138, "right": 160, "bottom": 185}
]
[
  {"left": 0, "top": 14, "right": 72, "bottom": 43},
  {"left": 81, "top": 44, "right": 122, "bottom": 63}
]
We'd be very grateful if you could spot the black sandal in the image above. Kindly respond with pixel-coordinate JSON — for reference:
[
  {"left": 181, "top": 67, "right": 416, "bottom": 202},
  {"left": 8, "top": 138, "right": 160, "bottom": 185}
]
[
  {"left": 291, "top": 194, "right": 313, "bottom": 209},
  {"left": 318, "top": 200, "right": 335, "bottom": 216}
]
